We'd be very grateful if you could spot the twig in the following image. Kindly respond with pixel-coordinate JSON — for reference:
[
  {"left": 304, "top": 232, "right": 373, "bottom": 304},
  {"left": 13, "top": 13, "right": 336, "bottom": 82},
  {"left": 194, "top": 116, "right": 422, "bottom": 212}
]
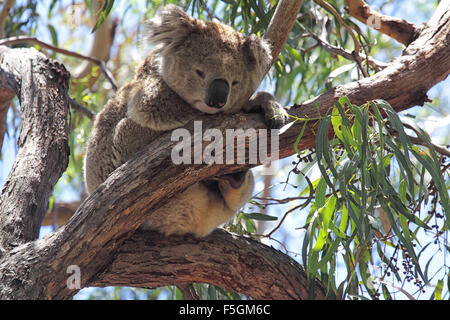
[
  {"left": 0, "top": 35, "right": 118, "bottom": 91},
  {"left": 254, "top": 195, "right": 314, "bottom": 204},
  {"left": 309, "top": 32, "right": 388, "bottom": 70},
  {"left": 387, "top": 123, "right": 450, "bottom": 157},
  {"left": 68, "top": 97, "right": 95, "bottom": 121},
  {"left": 264, "top": 202, "right": 308, "bottom": 238},
  {"left": 315, "top": 0, "right": 369, "bottom": 77}
]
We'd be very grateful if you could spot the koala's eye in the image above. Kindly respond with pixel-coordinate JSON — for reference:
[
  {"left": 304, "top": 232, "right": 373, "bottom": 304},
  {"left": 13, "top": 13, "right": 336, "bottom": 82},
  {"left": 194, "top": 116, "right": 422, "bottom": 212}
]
[
  {"left": 232, "top": 80, "right": 239, "bottom": 86},
  {"left": 196, "top": 69, "right": 205, "bottom": 79}
]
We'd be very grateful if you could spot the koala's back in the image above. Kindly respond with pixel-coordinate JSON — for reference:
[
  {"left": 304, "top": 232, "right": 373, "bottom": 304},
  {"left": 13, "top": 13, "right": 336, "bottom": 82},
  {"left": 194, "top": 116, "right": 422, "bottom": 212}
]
[{"left": 84, "top": 56, "right": 193, "bottom": 194}]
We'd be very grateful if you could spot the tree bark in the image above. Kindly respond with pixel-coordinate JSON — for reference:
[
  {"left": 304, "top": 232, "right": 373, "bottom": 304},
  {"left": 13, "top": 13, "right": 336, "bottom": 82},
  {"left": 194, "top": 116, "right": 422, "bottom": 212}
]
[
  {"left": 0, "top": 47, "right": 70, "bottom": 252},
  {"left": 345, "top": 0, "right": 422, "bottom": 46},
  {"left": 93, "top": 229, "right": 325, "bottom": 300},
  {"left": 0, "top": 0, "right": 448, "bottom": 300}
]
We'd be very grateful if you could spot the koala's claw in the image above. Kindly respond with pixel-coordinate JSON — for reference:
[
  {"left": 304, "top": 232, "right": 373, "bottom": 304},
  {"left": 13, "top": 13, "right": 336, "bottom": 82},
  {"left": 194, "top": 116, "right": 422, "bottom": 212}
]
[{"left": 245, "top": 91, "right": 289, "bottom": 129}]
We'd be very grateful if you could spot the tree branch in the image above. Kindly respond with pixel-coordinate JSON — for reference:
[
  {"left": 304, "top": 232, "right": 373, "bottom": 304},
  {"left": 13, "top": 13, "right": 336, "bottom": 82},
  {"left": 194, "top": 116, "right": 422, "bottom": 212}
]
[
  {"left": 0, "top": 36, "right": 118, "bottom": 91},
  {"left": 264, "top": 0, "right": 304, "bottom": 72},
  {"left": 345, "top": 0, "right": 423, "bottom": 46},
  {"left": 0, "top": 46, "right": 70, "bottom": 252},
  {"left": 92, "top": 229, "right": 327, "bottom": 300},
  {"left": 308, "top": 31, "right": 388, "bottom": 70}
]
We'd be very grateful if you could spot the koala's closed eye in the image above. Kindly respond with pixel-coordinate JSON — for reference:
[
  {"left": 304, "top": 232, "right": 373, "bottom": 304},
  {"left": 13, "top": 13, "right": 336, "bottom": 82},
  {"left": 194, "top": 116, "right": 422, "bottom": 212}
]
[
  {"left": 232, "top": 80, "right": 239, "bottom": 86},
  {"left": 196, "top": 69, "right": 205, "bottom": 79}
]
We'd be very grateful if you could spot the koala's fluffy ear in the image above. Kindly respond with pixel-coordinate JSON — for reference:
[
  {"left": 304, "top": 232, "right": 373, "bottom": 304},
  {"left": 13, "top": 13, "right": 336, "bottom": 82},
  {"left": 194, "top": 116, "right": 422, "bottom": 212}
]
[
  {"left": 242, "top": 34, "right": 273, "bottom": 78},
  {"left": 146, "top": 5, "right": 198, "bottom": 55}
]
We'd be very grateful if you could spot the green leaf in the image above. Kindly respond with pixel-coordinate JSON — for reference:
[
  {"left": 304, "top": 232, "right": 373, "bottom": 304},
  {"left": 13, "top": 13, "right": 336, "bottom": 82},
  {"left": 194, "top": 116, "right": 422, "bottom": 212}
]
[
  {"left": 412, "top": 146, "right": 450, "bottom": 228},
  {"left": 47, "top": 24, "right": 58, "bottom": 46},
  {"left": 384, "top": 139, "right": 415, "bottom": 197},
  {"left": 399, "top": 179, "right": 406, "bottom": 203},
  {"left": 242, "top": 212, "right": 278, "bottom": 221},
  {"left": 316, "top": 116, "right": 338, "bottom": 195},
  {"left": 91, "top": 0, "right": 114, "bottom": 33},
  {"left": 339, "top": 204, "right": 349, "bottom": 235},
  {"left": 317, "top": 237, "right": 340, "bottom": 269},
  {"left": 315, "top": 177, "right": 327, "bottom": 208},
  {"left": 331, "top": 106, "right": 343, "bottom": 141},
  {"left": 381, "top": 103, "right": 416, "bottom": 195},
  {"left": 313, "top": 196, "right": 336, "bottom": 251},
  {"left": 382, "top": 284, "right": 393, "bottom": 300},
  {"left": 432, "top": 280, "right": 443, "bottom": 300},
  {"left": 47, "top": 0, "right": 58, "bottom": 19},
  {"left": 294, "top": 120, "right": 308, "bottom": 155}
]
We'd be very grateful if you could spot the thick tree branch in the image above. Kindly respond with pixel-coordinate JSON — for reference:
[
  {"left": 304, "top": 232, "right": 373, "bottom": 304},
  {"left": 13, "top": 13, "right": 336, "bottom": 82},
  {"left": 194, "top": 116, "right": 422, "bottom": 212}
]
[
  {"left": 264, "top": 0, "right": 304, "bottom": 70},
  {"left": 0, "top": 0, "right": 307, "bottom": 300},
  {"left": 41, "top": 201, "right": 82, "bottom": 228},
  {"left": 0, "top": 47, "right": 70, "bottom": 252},
  {"left": 345, "top": 0, "right": 423, "bottom": 46},
  {"left": 0, "top": 1, "right": 448, "bottom": 300},
  {"left": 92, "top": 229, "right": 327, "bottom": 300}
]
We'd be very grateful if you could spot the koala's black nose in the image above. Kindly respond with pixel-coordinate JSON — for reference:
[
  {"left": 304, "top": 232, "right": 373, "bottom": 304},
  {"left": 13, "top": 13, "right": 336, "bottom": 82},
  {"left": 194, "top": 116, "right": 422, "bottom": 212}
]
[{"left": 206, "top": 79, "right": 229, "bottom": 109}]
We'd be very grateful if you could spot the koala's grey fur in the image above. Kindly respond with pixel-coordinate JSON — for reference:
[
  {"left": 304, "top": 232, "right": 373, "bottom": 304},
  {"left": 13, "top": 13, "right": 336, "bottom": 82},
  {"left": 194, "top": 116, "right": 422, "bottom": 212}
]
[{"left": 84, "top": 5, "right": 288, "bottom": 237}]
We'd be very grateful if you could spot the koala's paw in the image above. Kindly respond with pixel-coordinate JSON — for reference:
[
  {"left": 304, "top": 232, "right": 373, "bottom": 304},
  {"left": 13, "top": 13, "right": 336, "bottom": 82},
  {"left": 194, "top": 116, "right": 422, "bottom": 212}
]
[
  {"left": 213, "top": 170, "right": 249, "bottom": 189},
  {"left": 244, "top": 91, "right": 289, "bottom": 129}
]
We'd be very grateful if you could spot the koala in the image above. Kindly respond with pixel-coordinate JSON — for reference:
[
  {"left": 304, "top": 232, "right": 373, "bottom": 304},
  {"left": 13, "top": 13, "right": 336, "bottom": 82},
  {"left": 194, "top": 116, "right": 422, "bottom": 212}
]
[{"left": 84, "top": 5, "right": 288, "bottom": 237}]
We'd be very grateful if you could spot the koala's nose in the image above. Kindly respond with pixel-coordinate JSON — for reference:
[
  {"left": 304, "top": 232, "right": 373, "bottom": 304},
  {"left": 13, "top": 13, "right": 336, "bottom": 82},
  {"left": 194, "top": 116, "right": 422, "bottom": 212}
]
[{"left": 206, "top": 79, "right": 229, "bottom": 109}]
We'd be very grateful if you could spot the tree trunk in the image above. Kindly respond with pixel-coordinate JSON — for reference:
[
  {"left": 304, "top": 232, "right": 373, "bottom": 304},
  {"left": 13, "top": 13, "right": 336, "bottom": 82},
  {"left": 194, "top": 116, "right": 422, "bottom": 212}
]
[{"left": 0, "top": 0, "right": 448, "bottom": 300}]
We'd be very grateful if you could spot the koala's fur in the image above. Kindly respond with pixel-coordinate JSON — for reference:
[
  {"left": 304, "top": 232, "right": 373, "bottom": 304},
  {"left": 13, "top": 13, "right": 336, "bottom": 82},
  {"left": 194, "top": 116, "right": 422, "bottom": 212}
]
[{"left": 84, "top": 5, "right": 288, "bottom": 237}]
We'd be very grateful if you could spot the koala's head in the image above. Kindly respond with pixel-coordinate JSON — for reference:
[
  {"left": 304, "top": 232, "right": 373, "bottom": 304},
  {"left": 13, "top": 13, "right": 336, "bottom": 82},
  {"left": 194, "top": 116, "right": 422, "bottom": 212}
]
[{"left": 147, "top": 5, "right": 272, "bottom": 114}]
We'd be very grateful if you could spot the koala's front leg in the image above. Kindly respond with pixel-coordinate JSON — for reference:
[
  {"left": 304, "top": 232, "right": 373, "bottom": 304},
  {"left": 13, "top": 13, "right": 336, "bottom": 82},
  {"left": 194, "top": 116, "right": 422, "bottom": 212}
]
[{"left": 244, "top": 91, "right": 289, "bottom": 129}]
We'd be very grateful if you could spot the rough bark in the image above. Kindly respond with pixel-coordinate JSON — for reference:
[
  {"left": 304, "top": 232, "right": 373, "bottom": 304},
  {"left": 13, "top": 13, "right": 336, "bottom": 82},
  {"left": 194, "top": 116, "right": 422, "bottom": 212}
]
[
  {"left": 0, "top": 0, "right": 448, "bottom": 300},
  {"left": 264, "top": 0, "right": 304, "bottom": 70},
  {"left": 93, "top": 229, "right": 325, "bottom": 300},
  {"left": 0, "top": 47, "right": 70, "bottom": 252},
  {"left": 345, "top": 0, "right": 422, "bottom": 46}
]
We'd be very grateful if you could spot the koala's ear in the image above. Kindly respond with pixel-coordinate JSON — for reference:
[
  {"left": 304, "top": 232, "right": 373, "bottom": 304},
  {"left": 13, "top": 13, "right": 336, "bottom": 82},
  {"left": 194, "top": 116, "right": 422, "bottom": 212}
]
[
  {"left": 242, "top": 34, "right": 273, "bottom": 76},
  {"left": 146, "top": 5, "right": 198, "bottom": 54}
]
